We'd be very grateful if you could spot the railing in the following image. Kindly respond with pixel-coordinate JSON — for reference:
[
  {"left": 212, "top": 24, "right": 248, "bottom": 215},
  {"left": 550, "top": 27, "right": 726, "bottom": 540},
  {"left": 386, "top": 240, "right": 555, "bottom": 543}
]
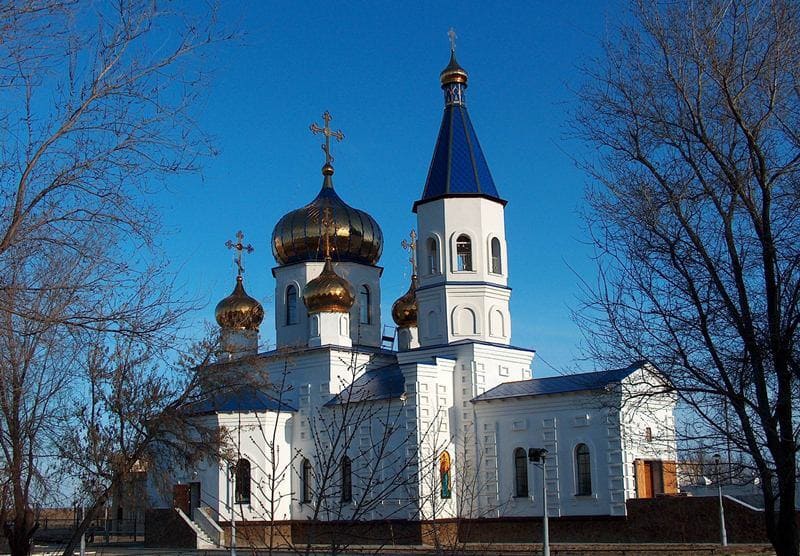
[{"left": 36, "top": 517, "right": 144, "bottom": 543}]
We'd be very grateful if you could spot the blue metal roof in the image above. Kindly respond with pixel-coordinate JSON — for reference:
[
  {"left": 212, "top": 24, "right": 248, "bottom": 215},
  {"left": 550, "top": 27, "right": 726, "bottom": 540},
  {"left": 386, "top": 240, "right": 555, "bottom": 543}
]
[
  {"left": 472, "top": 362, "right": 645, "bottom": 402},
  {"left": 185, "top": 388, "right": 297, "bottom": 415},
  {"left": 326, "top": 364, "right": 405, "bottom": 406},
  {"left": 415, "top": 103, "right": 503, "bottom": 209}
]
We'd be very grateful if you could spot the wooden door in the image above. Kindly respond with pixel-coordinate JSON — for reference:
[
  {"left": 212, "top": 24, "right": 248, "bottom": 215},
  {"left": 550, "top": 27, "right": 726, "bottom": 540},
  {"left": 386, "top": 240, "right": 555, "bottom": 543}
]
[{"left": 172, "top": 484, "right": 190, "bottom": 514}]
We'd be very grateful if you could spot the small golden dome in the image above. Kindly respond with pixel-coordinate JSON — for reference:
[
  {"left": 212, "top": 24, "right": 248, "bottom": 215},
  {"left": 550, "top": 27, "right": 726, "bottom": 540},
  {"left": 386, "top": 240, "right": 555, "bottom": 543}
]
[
  {"left": 303, "top": 259, "right": 354, "bottom": 314},
  {"left": 440, "top": 51, "right": 468, "bottom": 87},
  {"left": 391, "top": 275, "right": 418, "bottom": 328},
  {"left": 215, "top": 276, "right": 265, "bottom": 331}
]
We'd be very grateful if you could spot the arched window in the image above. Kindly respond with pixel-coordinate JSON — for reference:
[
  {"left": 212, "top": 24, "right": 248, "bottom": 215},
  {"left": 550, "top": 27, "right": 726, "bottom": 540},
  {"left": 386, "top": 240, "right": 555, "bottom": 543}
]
[
  {"left": 235, "top": 458, "right": 251, "bottom": 504},
  {"left": 644, "top": 427, "right": 653, "bottom": 442},
  {"left": 341, "top": 456, "right": 352, "bottom": 503},
  {"left": 427, "top": 238, "right": 439, "bottom": 275},
  {"left": 359, "top": 285, "right": 370, "bottom": 324},
  {"left": 490, "top": 237, "right": 502, "bottom": 274},
  {"left": 456, "top": 235, "right": 473, "bottom": 271},
  {"left": 286, "top": 285, "right": 298, "bottom": 325},
  {"left": 302, "top": 458, "right": 312, "bottom": 503},
  {"left": 514, "top": 447, "right": 528, "bottom": 497},
  {"left": 575, "top": 444, "right": 592, "bottom": 496}
]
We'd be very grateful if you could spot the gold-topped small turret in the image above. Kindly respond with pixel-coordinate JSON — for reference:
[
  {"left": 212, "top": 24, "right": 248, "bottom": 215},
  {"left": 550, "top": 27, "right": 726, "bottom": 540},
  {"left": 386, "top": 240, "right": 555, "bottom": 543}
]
[
  {"left": 392, "top": 230, "right": 419, "bottom": 328},
  {"left": 303, "top": 208, "right": 355, "bottom": 314},
  {"left": 215, "top": 231, "right": 265, "bottom": 331}
]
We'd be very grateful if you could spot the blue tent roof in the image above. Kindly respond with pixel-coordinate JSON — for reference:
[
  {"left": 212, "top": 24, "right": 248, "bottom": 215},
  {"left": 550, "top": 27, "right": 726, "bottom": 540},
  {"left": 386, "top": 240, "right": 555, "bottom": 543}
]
[
  {"left": 472, "top": 362, "right": 645, "bottom": 403},
  {"left": 415, "top": 102, "right": 503, "bottom": 210},
  {"left": 326, "top": 364, "right": 405, "bottom": 406},
  {"left": 185, "top": 389, "right": 297, "bottom": 415}
]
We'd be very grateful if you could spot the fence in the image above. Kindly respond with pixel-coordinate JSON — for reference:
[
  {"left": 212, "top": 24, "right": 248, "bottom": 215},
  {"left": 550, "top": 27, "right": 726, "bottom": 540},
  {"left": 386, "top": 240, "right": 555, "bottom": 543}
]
[{"left": 36, "top": 516, "right": 144, "bottom": 544}]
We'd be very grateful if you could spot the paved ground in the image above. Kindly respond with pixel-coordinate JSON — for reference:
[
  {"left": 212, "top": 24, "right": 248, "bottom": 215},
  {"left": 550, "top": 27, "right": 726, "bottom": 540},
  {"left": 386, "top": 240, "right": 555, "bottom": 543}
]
[{"left": 24, "top": 543, "right": 778, "bottom": 556}]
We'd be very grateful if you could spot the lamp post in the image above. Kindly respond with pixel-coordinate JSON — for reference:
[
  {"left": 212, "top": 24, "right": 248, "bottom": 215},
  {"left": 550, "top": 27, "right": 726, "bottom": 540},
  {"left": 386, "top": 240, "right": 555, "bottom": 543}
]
[
  {"left": 229, "top": 463, "right": 237, "bottom": 556},
  {"left": 713, "top": 453, "right": 727, "bottom": 546},
  {"left": 529, "top": 448, "right": 549, "bottom": 556}
]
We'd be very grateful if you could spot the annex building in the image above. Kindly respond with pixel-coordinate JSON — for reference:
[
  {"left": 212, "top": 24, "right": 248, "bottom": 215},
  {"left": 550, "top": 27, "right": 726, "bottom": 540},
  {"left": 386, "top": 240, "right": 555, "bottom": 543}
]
[{"left": 149, "top": 43, "right": 678, "bottom": 549}]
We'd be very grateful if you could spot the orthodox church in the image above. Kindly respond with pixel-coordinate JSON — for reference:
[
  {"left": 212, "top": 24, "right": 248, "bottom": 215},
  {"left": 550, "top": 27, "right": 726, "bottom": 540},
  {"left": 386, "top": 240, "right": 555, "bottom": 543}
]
[{"left": 157, "top": 42, "right": 678, "bottom": 547}]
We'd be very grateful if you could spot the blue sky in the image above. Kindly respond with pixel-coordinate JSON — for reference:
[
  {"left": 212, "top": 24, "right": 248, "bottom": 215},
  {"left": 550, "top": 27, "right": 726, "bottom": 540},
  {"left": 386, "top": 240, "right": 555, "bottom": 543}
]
[{"left": 159, "top": 1, "right": 628, "bottom": 376}]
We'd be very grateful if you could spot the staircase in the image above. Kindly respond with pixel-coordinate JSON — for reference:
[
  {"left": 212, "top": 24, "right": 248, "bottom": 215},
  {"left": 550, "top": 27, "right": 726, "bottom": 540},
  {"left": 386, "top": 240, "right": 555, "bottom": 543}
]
[{"left": 175, "top": 507, "right": 221, "bottom": 549}]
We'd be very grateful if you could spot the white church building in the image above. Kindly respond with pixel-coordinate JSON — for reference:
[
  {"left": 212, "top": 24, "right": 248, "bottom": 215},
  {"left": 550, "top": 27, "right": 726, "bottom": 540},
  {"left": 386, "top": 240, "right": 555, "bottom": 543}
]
[{"left": 154, "top": 44, "right": 678, "bottom": 546}]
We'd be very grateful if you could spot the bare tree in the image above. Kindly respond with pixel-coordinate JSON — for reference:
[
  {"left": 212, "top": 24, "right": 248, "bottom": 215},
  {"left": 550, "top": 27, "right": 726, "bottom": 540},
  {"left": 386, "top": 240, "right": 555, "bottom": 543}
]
[
  {"left": 574, "top": 1, "right": 800, "bottom": 554},
  {"left": 57, "top": 332, "right": 227, "bottom": 556},
  {"left": 0, "top": 1, "right": 231, "bottom": 554}
]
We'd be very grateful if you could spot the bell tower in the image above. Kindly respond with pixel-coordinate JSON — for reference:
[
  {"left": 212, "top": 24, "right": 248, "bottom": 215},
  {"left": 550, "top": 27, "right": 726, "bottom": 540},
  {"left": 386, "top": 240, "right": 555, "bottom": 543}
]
[{"left": 414, "top": 33, "right": 511, "bottom": 347}]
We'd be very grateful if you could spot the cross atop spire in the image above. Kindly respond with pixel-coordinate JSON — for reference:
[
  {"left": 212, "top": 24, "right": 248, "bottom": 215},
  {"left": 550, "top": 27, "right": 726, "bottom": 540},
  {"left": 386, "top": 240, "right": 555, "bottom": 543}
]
[
  {"left": 448, "top": 27, "right": 457, "bottom": 53},
  {"left": 401, "top": 229, "right": 418, "bottom": 276},
  {"left": 310, "top": 111, "right": 345, "bottom": 174},
  {"left": 225, "top": 230, "right": 254, "bottom": 277}
]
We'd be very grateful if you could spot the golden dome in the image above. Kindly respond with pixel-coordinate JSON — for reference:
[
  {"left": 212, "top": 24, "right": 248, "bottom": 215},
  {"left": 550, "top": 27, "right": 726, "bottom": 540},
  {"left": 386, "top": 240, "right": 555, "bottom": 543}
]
[
  {"left": 391, "top": 275, "right": 418, "bottom": 328},
  {"left": 303, "top": 258, "right": 354, "bottom": 314},
  {"left": 271, "top": 172, "right": 383, "bottom": 266},
  {"left": 440, "top": 51, "right": 468, "bottom": 86},
  {"left": 215, "top": 276, "right": 265, "bottom": 331}
]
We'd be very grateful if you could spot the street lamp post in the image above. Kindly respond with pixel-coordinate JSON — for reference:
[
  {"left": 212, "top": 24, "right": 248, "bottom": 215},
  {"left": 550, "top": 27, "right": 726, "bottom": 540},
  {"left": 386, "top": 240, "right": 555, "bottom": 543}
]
[
  {"left": 529, "top": 448, "right": 549, "bottom": 556},
  {"left": 229, "top": 464, "right": 237, "bottom": 556},
  {"left": 713, "top": 453, "right": 728, "bottom": 546}
]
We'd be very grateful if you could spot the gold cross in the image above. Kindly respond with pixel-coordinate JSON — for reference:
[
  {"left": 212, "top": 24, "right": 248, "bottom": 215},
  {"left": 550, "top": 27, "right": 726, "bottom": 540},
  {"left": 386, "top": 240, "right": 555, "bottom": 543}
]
[
  {"left": 225, "top": 230, "right": 254, "bottom": 276},
  {"left": 401, "top": 229, "right": 417, "bottom": 276},
  {"left": 321, "top": 207, "right": 334, "bottom": 259},
  {"left": 310, "top": 111, "right": 345, "bottom": 166},
  {"left": 448, "top": 28, "right": 457, "bottom": 53}
]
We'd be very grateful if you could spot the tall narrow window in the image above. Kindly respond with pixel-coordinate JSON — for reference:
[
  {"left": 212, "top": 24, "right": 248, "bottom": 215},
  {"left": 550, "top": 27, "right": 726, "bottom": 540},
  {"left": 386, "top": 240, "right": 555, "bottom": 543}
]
[
  {"left": 359, "top": 285, "right": 370, "bottom": 324},
  {"left": 456, "top": 235, "right": 473, "bottom": 271},
  {"left": 490, "top": 237, "right": 502, "bottom": 274},
  {"left": 427, "top": 238, "right": 439, "bottom": 275},
  {"left": 286, "top": 285, "right": 298, "bottom": 325},
  {"left": 576, "top": 444, "right": 592, "bottom": 495},
  {"left": 341, "top": 456, "right": 352, "bottom": 503},
  {"left": 644, "top": 427, "right": 653, "bottom": 442},
  {"left": 302, "top": 458, "right": 312, "bottom": 503},
  {"left": 514, "top": 447, "right": 528, "bottom": 497},
  {"left": 235, "top": 458, "right": 251, "bottom": 504}
]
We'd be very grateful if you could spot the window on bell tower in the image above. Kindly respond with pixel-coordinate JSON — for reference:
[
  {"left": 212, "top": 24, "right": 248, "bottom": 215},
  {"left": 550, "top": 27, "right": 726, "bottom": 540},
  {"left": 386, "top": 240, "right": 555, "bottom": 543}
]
[
  {"left": 455, "top": 235, "right": 473, "bottom": 271},
  {"left": 490, "top": 237, "right": 502, "bottom": 274},
  {"left": 427, "top": 237, "right": 439, "bottom": 275}
]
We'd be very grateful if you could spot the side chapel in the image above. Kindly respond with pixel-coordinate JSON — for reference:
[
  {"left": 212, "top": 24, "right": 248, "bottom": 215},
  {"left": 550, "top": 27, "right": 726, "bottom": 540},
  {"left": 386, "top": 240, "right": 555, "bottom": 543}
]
[{"left": 155, "top": 38, "right": 678, "bottom": 545}]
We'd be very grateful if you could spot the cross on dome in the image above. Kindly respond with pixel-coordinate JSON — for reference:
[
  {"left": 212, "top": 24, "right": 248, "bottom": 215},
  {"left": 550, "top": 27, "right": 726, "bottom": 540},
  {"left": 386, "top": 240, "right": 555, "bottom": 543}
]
[
  {"left": 448, "top": 28, "right": 457, "bottom": 53},
  {"left": 401, "top": 229, "right": 417, "bottom": 276},
  {"left": 225, "top": 230, "right": 254, "bottom": 276},
  {"left": 310, "top": 111, "right": 345, "bottom": 172}
]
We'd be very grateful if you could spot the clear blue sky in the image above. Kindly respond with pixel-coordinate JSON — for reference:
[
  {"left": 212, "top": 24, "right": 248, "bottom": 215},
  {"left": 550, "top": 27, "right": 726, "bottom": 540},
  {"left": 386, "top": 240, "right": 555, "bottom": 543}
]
[{"left": 159, "top": 1, "right": 629, "bottom": 377}]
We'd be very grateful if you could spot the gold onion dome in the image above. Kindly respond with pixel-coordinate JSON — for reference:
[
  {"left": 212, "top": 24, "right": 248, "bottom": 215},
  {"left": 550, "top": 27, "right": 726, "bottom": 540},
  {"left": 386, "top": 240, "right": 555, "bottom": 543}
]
[
  {"left": 215, "top": 276, "right": 265, "bottom": 331},
  {"left": 303, "top": 258, "right": 355, "bottom": 314},
  {"left": 440, "top": 51, "right": 468, "bottom": 86},
  {"left": 271, "top": 169, "right": 383, "bottom": 266},
  {"left": 391, "top": 275, "right": 418, "bottom": 328}
]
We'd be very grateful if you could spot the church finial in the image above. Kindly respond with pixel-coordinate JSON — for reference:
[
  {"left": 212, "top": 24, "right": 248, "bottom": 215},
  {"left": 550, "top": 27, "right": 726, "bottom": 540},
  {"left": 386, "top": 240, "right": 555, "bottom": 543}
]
[
  {"left": 225, "top": 230, "right": 254, "bottom": 278},
  {"left": 310, "top": 111, "right": 345, "bottom": 181},
  {"left": 440, "top": 29, "right": 468, "bottom": 103},
  {"left": 401, "top": 229, "right": 418, "bottom": 277}
]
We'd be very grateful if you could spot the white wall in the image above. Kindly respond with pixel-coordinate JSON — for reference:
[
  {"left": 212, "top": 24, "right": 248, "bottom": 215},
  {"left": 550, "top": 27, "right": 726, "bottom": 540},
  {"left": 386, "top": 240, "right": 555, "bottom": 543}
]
[
  {"left": 416, "top": 197, "right": 511, "bottom": 346},
  {"left": 273, "top": 262, "right": 383, "bottom": 349}
]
